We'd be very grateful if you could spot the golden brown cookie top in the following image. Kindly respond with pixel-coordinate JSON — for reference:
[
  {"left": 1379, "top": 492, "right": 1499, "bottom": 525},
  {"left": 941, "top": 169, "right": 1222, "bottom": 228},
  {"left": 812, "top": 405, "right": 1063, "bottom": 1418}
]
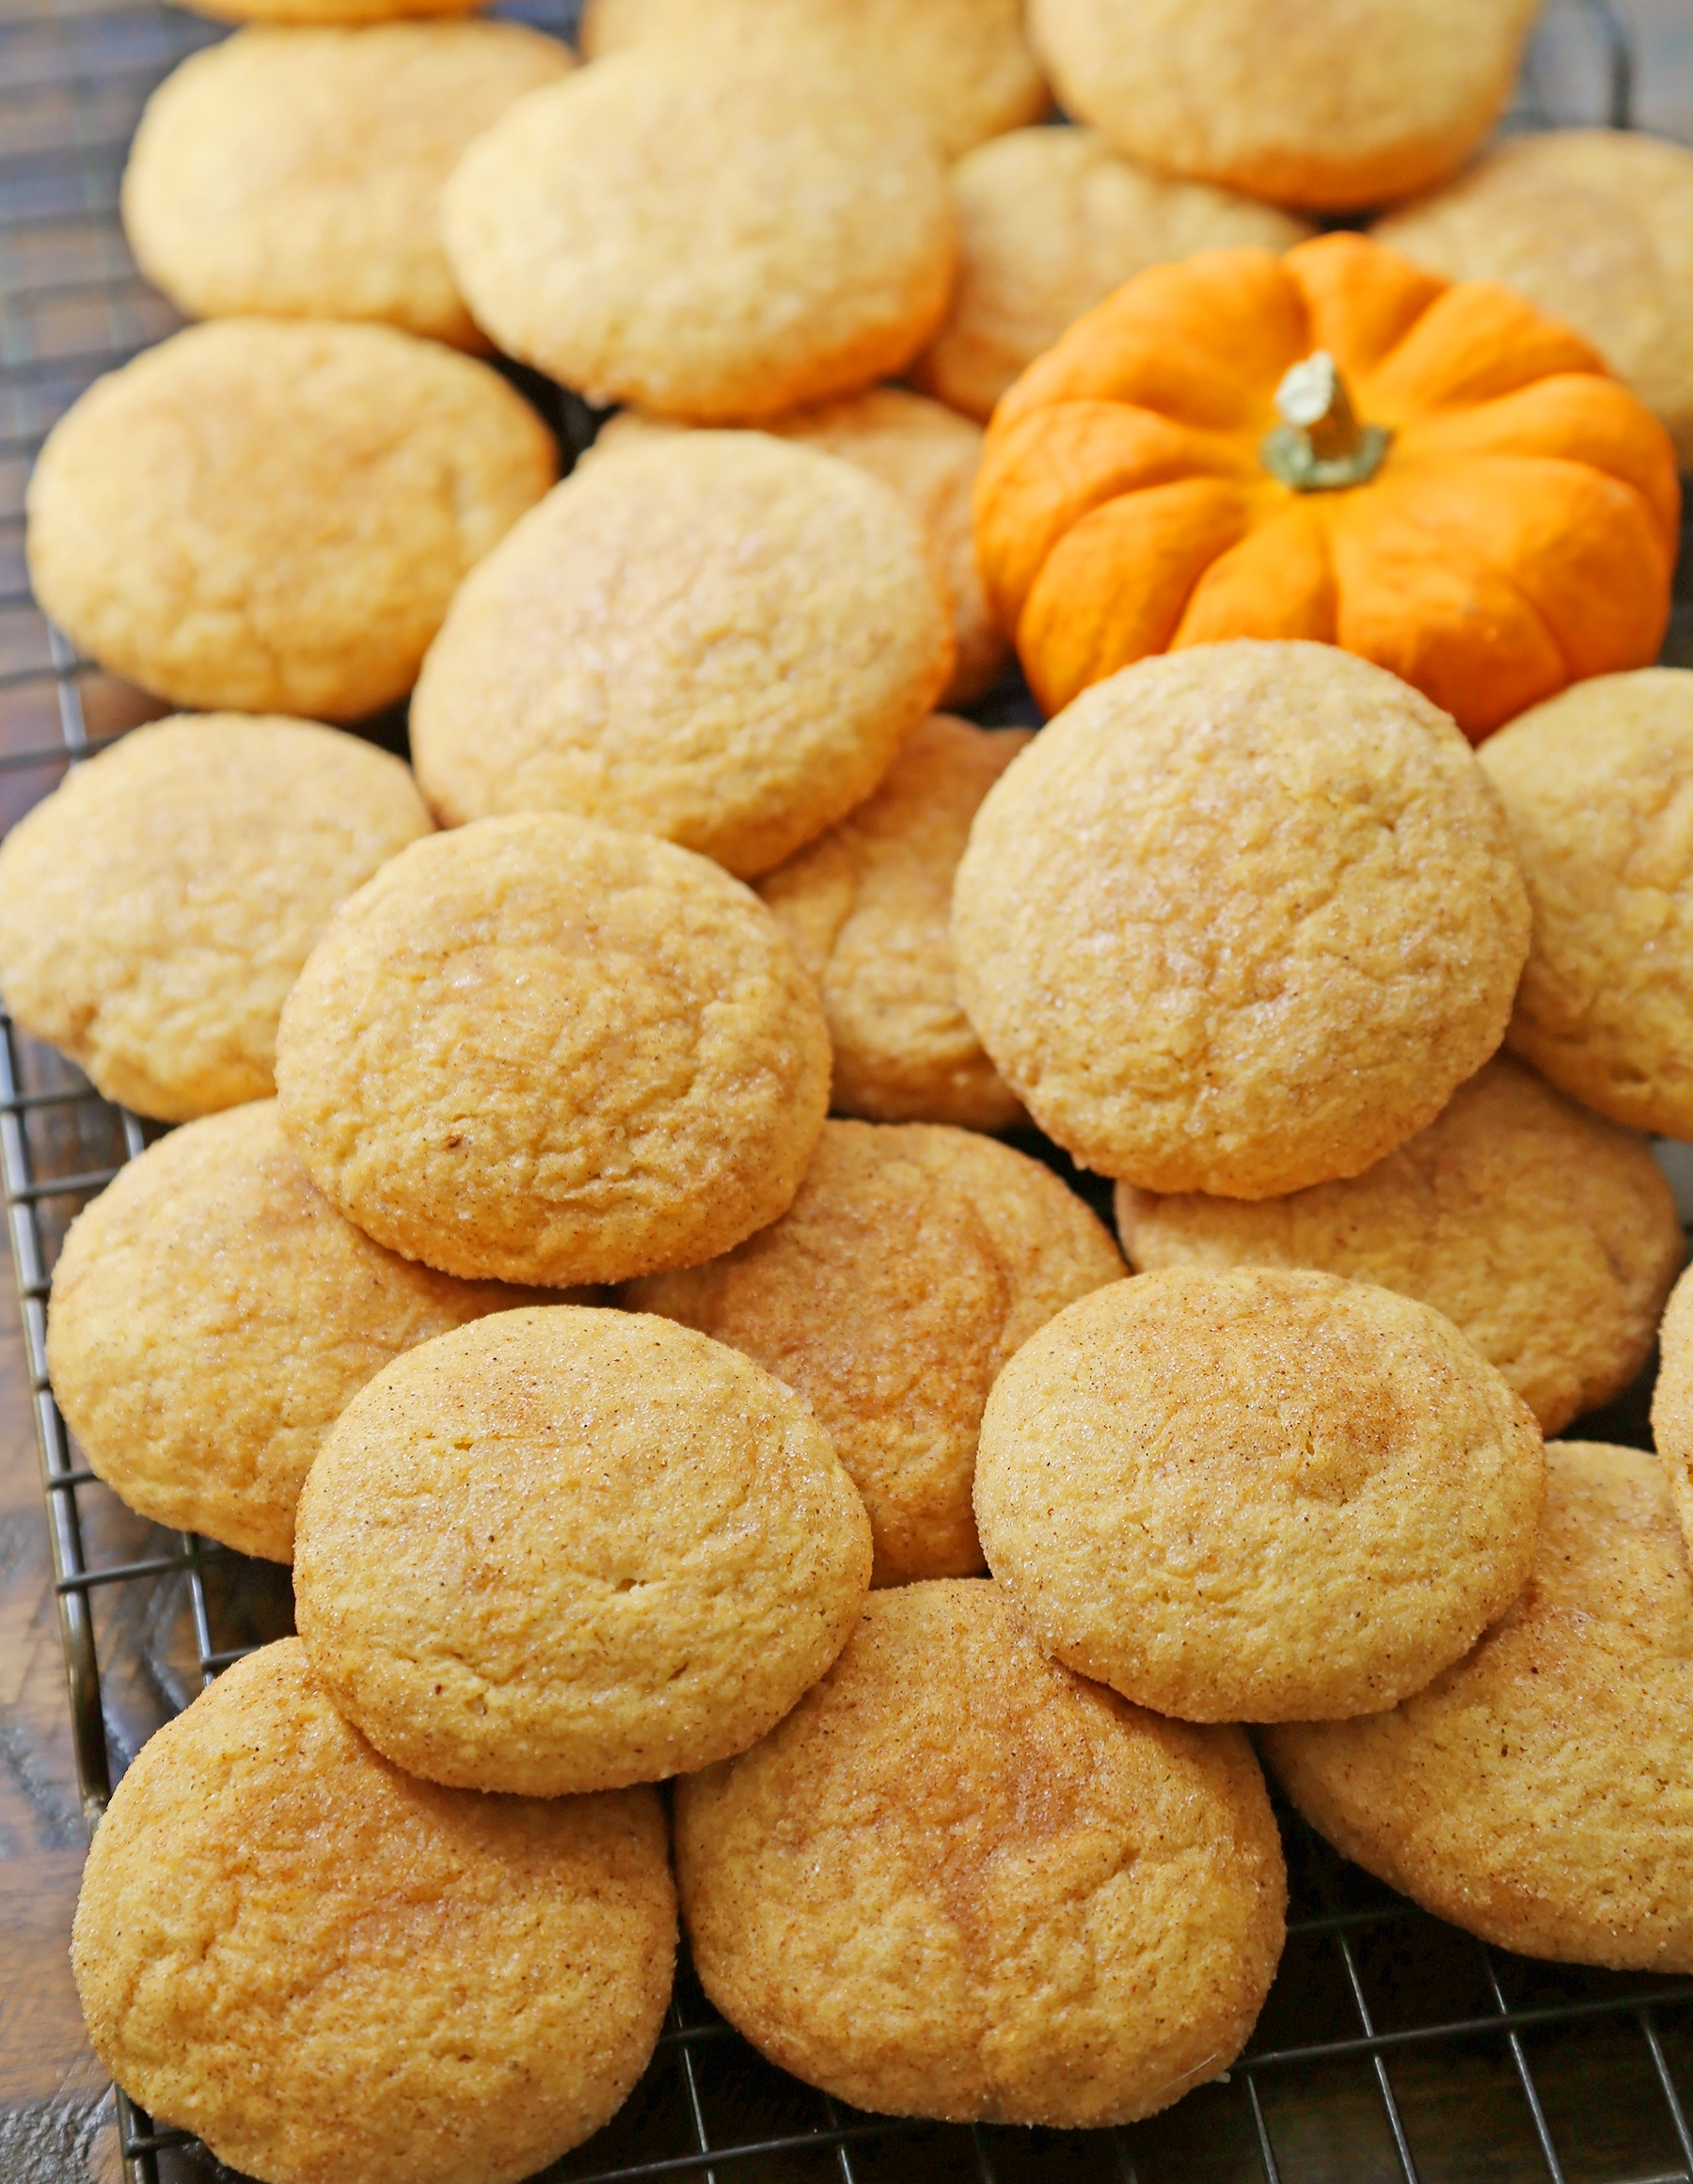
[
  {"left": 1649, "top": 1265, "right": 1693, "bottom": 1559},
  {"left": 1479, "top": 669, "right": 1693, "bottom": 1139},
  {"left": 1027, "top": 0, "right": 1540, "bottom": 210},
  {"left": 579, "top": 0, "right": 1049, "bottom": 158},
  {"left": 1264, "top": 1443, "right": 1693, "bottom": 1971},
  {"left": 974, "top": 1266, "right": 1546, "bottom": 1721},
  {"left": 275, "top": 813, "right": 831, "bottom": 1288},
  {"left": 952, "top": 641, "right": 1530, "bottom": 1198},
  {"left": 1376, "top": 130, "right": 1693, "bottom": 467},
  {"left": 627, "top": 1118, "right": 1123, "bottom": 1585},
  {"left": 122, "top": 23, "right": 572, "bottom": 347},
  {"left": 45, "top": 1101, "right": 546, "bottom": 1563},
  {"left": 410, "top": 432, "right": 952, "bottom": 877},
  {"left": 675, "top": 1579, "right": 1285, "bottom": 2128},
  {"left": 442, "top": 50, "right": 955, "bottom": 419},
  {"left": 595, "top": 390, "right": 1005, "bottom": 708},
  {"left": 1118, "top": 1055, "right": 1684, "bottom": 1437},
  {"left": 0, "top": 714, "right": 432, "bottom": 1120},
  {"left": 25, "top": 319, "right": 555, "bottom": 720},
  {"left": 72, "top": 1640, "right": 675, "bottom": 2184},
  {"left": 910, "top": 125, "right": 1312, "bottom": 421},
  {"left": 757, "top": 716, "right": 1031, "bottom": 1131},
  {"left": 295, "top": 1306, "right": 872, "bottom": 1793}
]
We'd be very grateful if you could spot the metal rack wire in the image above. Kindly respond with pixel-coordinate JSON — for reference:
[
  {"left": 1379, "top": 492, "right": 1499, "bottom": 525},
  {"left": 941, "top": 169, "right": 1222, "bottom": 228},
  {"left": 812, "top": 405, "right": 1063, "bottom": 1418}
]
[{"left": 6, "top": 0, "right": 1693, "bottom": 2177}]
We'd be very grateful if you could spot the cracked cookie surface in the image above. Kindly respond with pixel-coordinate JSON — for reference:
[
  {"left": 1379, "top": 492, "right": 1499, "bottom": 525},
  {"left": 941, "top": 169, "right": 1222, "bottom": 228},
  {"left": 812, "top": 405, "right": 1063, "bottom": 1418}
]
[
  {"left": 294, "top": 1306, "right": 872, "bottom": 1794},
  {"left": 675, "top": 1580, "right": 1285, "bottom": 2126},
  {"left": 275, "top": 813, "right": 831, "bottom": 1287},
  {"left": 627, "top": 1119, "right": 1123, "bottom": 1584}
]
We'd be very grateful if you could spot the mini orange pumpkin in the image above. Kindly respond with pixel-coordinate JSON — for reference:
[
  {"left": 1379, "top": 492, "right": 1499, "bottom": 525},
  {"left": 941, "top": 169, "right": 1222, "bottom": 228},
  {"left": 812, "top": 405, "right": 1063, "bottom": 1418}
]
[{"left": 974, "top": 231, "right": 1680, "bottom": 739}]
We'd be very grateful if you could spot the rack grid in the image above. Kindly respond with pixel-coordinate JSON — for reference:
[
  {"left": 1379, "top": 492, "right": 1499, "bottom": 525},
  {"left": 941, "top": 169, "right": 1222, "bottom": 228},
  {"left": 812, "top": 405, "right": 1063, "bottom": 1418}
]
[{"left": 6, "top": 1, "right": 1693, "bottom": 2177}]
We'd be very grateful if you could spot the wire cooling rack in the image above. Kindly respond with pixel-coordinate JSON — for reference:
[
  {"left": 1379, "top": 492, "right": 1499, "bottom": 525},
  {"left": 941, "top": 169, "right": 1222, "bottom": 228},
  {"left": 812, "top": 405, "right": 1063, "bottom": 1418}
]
[{"left": 7, "top": 1, "right": 1693, "bottom": 2178}]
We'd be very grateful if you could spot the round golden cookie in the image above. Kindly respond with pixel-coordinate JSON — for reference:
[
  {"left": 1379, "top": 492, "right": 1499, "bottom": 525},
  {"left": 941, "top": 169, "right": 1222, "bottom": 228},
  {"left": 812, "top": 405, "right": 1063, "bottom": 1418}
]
[
  {"left": 275, "top": 814, "right": 831, "bottom": 1287},
  {"left": 1376, "top": 131, "right": 1693, "bottom": 469},
  {"left": 1264, "top": 1443, "right": 1693, "bottom": 1970},
  {"left": 1649, "top": 1265, "right": 1693, "bottom": 1558},
  {"left": 756, "top": 717, "right": 1032, "bottom": 1131},
  {"left": 46, "top": 1102, "right": 548, "bottom": 1563},
  {"left": 1117, "top": 1056, "right": 1684, "bottom": 1438},
  {"left": 441, "top": 51, "right": 956, "bottom": 419},
  {"left": 910, "top": 126, "right": 1313, "bottom": 421},
  {"left": 953, "top": 641, "right": 1530, "bottom": 1197},
  {"left": 1026, "top": 0, "right": 1540, "bottom": 212},
  {"left": 410, "top": 433, "right": 952, "bottom": 877},
  {"left": 578, "top": 0, "right": 1048, "bottom": 159},
  {"left": 626, "top": 1120, "right": 1124, "bottom": 1587},
  {"left": 1479, "top": 668, "right": 1693, "bottom": 1139},
  {"left": 675, "top": 1580, "right": 1286, "bottom": 2127},
  {"left": 26, "top": 319, "right": 554, "bottom": 721},
  {"left": 122, "top": 24, "right": 572, "bottom": 349},
  {"left": 72, "top": 1641, "right": 675, "bottom": 2184},
  {"left": 0, "top": 714, "right": 431, "bottom": 1121},
  {"left": 974, "top": 1267, "right": 1546, "bottom": 1721},
  {"left": 593, "top": 392, "right": 1005, "bottom": 708},
  {"left": 295, "top": 1306, "right": 872, "bottom": 1793}
]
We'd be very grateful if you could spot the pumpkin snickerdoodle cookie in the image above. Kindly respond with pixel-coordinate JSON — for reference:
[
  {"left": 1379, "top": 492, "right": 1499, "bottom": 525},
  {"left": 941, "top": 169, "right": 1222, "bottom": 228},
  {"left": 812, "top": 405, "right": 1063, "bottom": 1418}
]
[
  {"left": 46, "top": 1102, "right": 546, "bottom": 1563},
  {"left": 952, "top": 641, "right": 1530, "bottom": 1197},
  {"left": 72, "top": 1641, "right": 675, "bottom": 2184},
  {"left": 757, "top": 716, "right": 1031, "bottom": 1130},
  {"left": 910, "top": 126, "right": 1312, "bottom": 421},
  {"left": 295, "top": 1306, "right": 871, "bottom": 1793},
  {"left": 122, "top": 23, "right": 571, "bottom": 348},
  {"left": 975, "top": 1267, "right": 1545, "bottom": 1722},
  {"left": 1264, "top": 1444, "right": 1693, "bottom": 1970},
  {"left": 411, "top": 434, "right": 951, "bottom": 877},
  {"left": 1118, "top": 1056, "right": 1683, "bottom": 1437},
  {"left": 627, "top": 1120, "right": 1123, "bottom": 1587},
  {"left": 443, "top": 51, "right": 955, "bottom": 420},
  {"left": 26, "top": 319, "right": 554, "bottom": 720},
  {"left": 578, "top": 0, "right": 1048, "bottom": 160},
  {"left": 676, "top": 1580, "right": 1286, "bottom": 2126},
  {"left": 1479, "top": 668, "right": 1693, "bottom": 1140},
  {"left": 0, "top": 714, "right": 431, "bottom": 1121},
  {"left": 275, "top": 815, "right": 831, "bottom": 1288},
  {"left": 593, "top": 394, "right": 1005, "bottom": 709},
  {"left": 1027, "top": 0, "right": 1540, "bottom": 211}
]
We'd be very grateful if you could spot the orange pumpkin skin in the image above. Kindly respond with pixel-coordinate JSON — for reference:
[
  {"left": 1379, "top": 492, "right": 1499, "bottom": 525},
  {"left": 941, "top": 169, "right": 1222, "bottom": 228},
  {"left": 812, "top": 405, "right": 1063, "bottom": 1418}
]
[{"left": 975, "top": 233, "right": 1681, "bottom": 739}]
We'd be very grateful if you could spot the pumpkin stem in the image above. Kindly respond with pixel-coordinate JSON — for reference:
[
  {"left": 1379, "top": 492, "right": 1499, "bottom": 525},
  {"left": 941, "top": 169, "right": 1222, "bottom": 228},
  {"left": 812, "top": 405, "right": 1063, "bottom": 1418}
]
[{"left": 1261, "top": 352, "right": 1392, "bottom": 491}]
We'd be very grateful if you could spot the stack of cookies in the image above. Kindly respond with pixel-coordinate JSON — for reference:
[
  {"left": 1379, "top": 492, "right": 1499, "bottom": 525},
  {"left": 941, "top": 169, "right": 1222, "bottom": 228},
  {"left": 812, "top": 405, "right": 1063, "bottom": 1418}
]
[{"left": 8, "top": 0, "right": 1693, "bottom": 2177}]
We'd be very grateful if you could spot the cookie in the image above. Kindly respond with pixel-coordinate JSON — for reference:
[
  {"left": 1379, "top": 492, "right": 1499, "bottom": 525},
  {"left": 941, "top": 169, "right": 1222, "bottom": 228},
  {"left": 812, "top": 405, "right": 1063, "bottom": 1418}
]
[
  {"left": 974, "top": 1267, "right": 1545, "bottom": 1721},
  {"left": 1027, "top": 0, "right": 1540, "bottom": 212},
  {"left": 627, "top": 1120, "right": 1124, "bottom": 1586},
  {"left": 295, "top": 1306, "right": 872, "bottom": 1792},
  {"left": 952, "top": 641, "right": 1530, "bottom": 1197},
  {"left": 578, "top": 0, "right": 1049, "bottom": 159},
  {"left": 756, "top": 717, "right": 1031, "bottom": 1130},
  {"left": 1648, "top": 1265, "right": 1693, "bottom": 1558},
  {"left": 675, "top": 1580, "right": 1286, "bottom": 2127},
  {"left": 46, "top": 1103, "right": 549, "bottom": 1563},
  {"left": 122, "top": 23, "right": 571, "bottom": 349},
  {"left": 410, "top": 433, "right": 953, "bottom": 877},
  {"left": 26, "top": 319, "right": 554, "bottom": 720},
  {"left": 593, "top": 391, "right": 1005, "bottom": 708},
  {"left": 0, "top": 714, "right": 431, "bottom": 1121},
  {"left": 1264, "top": 1444, "right": 1693, "bottom": 1971},
  {"left": 275, "top": 814, "right": 831, "bottom": 1288},
  {"left": 910, "top": 126, "right": 1312, "bottom": 421},
  {"left": 442, "top": 50, "right": 955, "bottom": 419},
  {"left": 72, "top": 1641, "right": 675, "bottom": 2184},
  {"left": 1479, "top": 668, "right": 1693, "bottom": 1138},
  {"left": 1117, "top": 1056, "right": 1683, "bottom": 1437},
  {"left": 1376, "top": 131, "right": 1693, "bottom": 469}
]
